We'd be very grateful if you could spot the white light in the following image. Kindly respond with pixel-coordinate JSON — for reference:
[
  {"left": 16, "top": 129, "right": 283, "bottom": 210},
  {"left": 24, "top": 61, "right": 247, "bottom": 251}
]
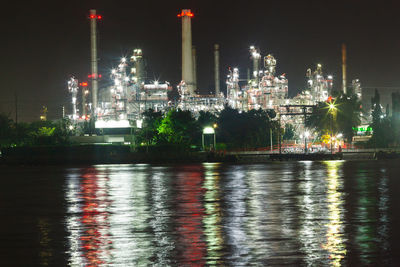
[
  {"left": 95, "top": 119, "right": 131, "bottom": 128},
  {"left": 327, "top": 75, "right": 333, "bottom": 79},
  {"left": 136, "top": 119, "right": 143, "bottom": 128},
  {"left": 305, "top": 131, "right": 310, "bottom": 138},
  {"left": 124, "top": 77, "right": 130, "bottom": 82},
  {"left": 121, "top": 57, "right": 126, "bottom": 62},
  {"left": 203, "top": 127, "right": 215, "bottom": 134}
]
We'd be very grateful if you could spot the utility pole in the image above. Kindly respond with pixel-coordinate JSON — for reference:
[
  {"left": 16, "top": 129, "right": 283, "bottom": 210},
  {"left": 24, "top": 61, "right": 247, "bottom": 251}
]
[
  {"left": 278, "top": 114, "right": 282, "bottom": 154},
  {"left": 270, "top": 127, "right": 273, "bottom": 153},
  {"left": 14, "top": 92, "right": 18, "bottom": 125}
]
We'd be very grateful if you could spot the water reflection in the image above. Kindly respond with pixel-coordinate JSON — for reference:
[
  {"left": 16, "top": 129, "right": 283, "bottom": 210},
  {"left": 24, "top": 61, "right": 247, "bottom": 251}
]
[
  {"left": 148, "top": 167, "right": 175, "bottom": 265},
  {"left": 60, "top": 161, "right": 395, "bottom": 265},
  {"left": 174, "top": 165, "right": 206, "bottom": 265},
  {"left": 66, "top": 167, "right": 111, "bottom": 266},
  {"left": 203, "top": 163, "right": 225, "bottom": 265},
  {"left": 223, "top": 165, "right": 251, "bottom": 265},
  {"left": 38, "top": 218, "right": 53, "bottom": 266},
  {"left": 351, "top": 162, "right": 391, "bottom": 265},
  {"left": 297, "top": 161, "right": 347, "bottom": 266},
  {"left": 323, "top": 161, "right": 347, "bottom": 266}
]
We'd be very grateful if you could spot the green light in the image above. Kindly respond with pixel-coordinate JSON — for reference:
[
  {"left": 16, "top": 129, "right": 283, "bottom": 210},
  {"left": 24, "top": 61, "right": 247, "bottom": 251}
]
[{"left": 353, "top": 126, "right": 372, "bottom": 132}]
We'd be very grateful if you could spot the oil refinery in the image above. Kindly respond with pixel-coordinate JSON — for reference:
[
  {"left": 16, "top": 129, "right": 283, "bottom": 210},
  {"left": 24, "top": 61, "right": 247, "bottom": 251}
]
[{"left": 67, "top": 9, "right": 364, "bottom": 142}]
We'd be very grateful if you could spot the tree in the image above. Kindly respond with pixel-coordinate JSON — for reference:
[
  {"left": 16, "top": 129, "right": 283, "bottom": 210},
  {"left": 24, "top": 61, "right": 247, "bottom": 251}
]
[
  {"left": 306, "top": 92, "right": 361, "bottom": 143},
  {"left": 0, "top": 113, "right": 14, "bottom": 148},
  {"left": 369, "top": 89, "right": 393, "bottom": 148},
  {"left": 217, "top": 106, "right": 276, "bottom": 149},
  {"left": 137, "top": 109, "right": 163, "bottom": 146},
  {"left": 283, "top": 124, "right": 296, "bottom": 140},
  {"left": 157, "top": 109, "right": 198, "bottom": 146},
  {"left": 335, "top": 93, "right": 361, "bottom": 142},
  {"left": 391, "top": 92, "right": 400, "bottom": 146},
  {"left": 197, "top": 111, "right": 217, "bottom": 129}
]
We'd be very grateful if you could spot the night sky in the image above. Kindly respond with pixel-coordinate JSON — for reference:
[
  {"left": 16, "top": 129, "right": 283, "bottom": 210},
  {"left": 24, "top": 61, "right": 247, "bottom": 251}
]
[{"left": 1, "top": 0, "right": 399, "bottom": 121}]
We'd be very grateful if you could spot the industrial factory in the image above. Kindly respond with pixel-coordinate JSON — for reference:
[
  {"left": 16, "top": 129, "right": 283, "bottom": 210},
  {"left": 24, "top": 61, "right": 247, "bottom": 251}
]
[{"left": 67, "top": 9, "right": 364, "bottom": 139}]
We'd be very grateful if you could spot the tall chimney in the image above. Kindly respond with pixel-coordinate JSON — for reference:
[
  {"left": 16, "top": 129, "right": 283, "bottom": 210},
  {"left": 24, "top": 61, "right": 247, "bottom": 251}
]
[
  {"left": 178, "top": 9, "right": 195, "bottom": 95},
  {"left": 89, "top": 9, "right": 99, "bottom": 114},
  {"left": 342, "top": 43, "right": 347, "bottom": 94},
  {"left": 192, "top": 46, "right": 197, "bottom": 93},
  {"left": 214, "top": 44, "right": 220, "bottom": 96}
]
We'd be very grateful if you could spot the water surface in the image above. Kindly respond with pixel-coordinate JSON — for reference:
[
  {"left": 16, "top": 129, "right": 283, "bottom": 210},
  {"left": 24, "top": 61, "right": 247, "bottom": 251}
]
[{"left": 1, "top": 160, "right": 399, "bottom": 266}]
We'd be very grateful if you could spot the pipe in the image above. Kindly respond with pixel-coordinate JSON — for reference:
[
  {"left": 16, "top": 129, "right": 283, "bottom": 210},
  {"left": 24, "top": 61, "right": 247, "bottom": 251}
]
[
  {"left": 90, "top": 9, "right": 98, "bottom": 115},
  {"left": 342, "top": 43, "right": 347, "bottom": 94},
  {"left": 214, "top": 44, "right": 220, "bottom": 96}
]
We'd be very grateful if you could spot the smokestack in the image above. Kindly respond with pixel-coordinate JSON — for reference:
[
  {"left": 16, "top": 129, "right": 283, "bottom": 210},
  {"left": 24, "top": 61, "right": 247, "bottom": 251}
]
[
  {"left": 89, "top": 9, "right": 99, "bottom": 114},
  {"left": 342, "top": 43, "right": 347, "bottom": 94},
  {"left": 214, "top": 44, "right": 220, "bottom": 96},
  {"left": 192, "top": 46, "right": 197, "bottom": 93},
  {"left": 178, "top": 9, "right": 195, "bottom": 95}
]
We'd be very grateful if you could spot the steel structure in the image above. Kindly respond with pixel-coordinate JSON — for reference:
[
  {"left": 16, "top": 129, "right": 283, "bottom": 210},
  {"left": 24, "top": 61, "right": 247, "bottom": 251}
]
[
  {"left": 305, "top": 64, "right": 332, "bottom": 102},
  {"left": 67, "top": 77, "right": 79, "bottom": 120}
]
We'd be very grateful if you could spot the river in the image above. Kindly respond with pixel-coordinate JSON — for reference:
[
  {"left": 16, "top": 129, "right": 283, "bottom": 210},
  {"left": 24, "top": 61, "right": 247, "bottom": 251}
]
[{"left": 1, "top": 160, "right": 399, "bottom": 266}]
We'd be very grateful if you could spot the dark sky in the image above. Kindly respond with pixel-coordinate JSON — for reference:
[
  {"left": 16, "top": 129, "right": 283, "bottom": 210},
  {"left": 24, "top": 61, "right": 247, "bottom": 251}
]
[{"left": 1, "top": 0, "right": 400, "bottom": 121}]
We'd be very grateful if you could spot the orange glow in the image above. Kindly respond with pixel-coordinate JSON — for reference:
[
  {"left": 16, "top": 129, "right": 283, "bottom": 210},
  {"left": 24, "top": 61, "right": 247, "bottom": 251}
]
[
  {"left": 80, "top": 82, "right": 88, "bottom": 87},
  {"left": 177, "top": 11, "right": 194, "bottom": 18}
]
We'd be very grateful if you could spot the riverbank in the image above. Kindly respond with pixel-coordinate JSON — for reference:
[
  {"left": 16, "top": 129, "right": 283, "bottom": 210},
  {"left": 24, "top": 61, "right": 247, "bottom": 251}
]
[
  {"left": 1, "top": 145, "right": 394, "bottom": 165},
  {"left": 0, "top": 145, "right": 233, "bottom": 165}
]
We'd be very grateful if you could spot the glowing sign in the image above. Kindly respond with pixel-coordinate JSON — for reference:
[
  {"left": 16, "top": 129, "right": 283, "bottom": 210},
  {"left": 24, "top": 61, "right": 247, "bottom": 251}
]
[
  {"left": 79, "top": 82, "right": 88, "bottom": 87},
  {"left": 353, "top": 126, "right": 372, "bottom": 132}
]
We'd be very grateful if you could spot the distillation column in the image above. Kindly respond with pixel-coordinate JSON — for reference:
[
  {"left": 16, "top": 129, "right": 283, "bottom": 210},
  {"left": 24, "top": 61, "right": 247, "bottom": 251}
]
[
  {"left": 214, "top": 44, "right": 220, "bottom": 96},
  {"left": 342, "top": 43, "right": 347, "bottom": 94}
]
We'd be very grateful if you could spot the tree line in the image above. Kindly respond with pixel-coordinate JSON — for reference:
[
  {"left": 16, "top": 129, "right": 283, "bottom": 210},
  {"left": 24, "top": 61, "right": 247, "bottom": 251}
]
[{"left": 136, "top": 106, "right": 279, "bottom": 151}]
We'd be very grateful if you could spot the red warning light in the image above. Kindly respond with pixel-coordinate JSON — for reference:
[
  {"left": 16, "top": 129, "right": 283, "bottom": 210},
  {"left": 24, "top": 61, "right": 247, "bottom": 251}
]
[
  {"left": 88, "top": 74, "right": 92, "bottom": 78},
  {"left": 98, "top": 74, "right": 102, "bottom": 78},
  {"left": 89, "top": 14, "right": 101, "bottom": 19},
  {"left": 177, "top": 11, "right": 194, "bottom": 18},
  {"left": 80, "top": 82, "right": 88, "bottom": 87}
]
